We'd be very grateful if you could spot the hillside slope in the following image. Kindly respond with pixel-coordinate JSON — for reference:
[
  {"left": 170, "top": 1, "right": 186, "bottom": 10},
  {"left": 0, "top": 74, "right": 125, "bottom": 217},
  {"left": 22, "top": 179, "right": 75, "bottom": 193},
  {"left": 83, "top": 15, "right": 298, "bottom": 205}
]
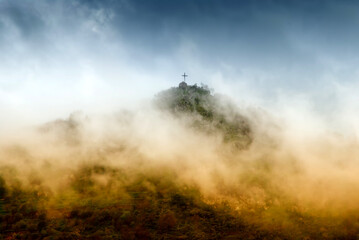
[{"left": 155, "top": 83, "right": 252, "bottom": 149}]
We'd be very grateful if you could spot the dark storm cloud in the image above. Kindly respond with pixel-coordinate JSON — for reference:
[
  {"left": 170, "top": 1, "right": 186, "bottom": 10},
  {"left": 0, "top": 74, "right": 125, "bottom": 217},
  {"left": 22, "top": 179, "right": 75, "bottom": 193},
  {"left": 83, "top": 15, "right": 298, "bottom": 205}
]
[
  {"left": 2, "top": 0, "right": 359, "bottom": 64},
  {"left": 0, "top": 1, "right": 46, "bottom": 46},
  {"left": 0, "top": 2, "right": 44, "bottom": 38},
  {"left": 67, "top": 0, "right": 359, "bottom": 89},
  {"left": 79, "top": 0, "right": 359, "bottom": 54}
]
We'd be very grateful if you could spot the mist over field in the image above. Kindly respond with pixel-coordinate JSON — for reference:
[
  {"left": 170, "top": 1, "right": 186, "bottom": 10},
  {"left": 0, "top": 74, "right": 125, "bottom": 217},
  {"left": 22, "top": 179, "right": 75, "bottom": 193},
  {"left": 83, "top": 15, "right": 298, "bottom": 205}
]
[
  {"left": 2, "top": 0, "right": 359, "bottom": 239},
  {"left": 2, "top": 84, "right": 359, "bottom": 239}
]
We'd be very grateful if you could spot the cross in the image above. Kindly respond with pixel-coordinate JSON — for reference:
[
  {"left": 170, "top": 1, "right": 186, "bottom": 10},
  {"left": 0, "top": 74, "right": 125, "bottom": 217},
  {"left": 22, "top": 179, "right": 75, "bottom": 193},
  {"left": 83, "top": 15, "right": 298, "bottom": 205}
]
[{"left": 182, "top": 72, "right": 188, "bottom": 82}]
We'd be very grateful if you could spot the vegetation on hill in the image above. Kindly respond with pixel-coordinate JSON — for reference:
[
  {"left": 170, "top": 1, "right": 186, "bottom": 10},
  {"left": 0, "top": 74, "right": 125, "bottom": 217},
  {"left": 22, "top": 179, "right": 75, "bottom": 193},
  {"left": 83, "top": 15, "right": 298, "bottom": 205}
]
[
  {"left": 2, "top": 163, "right": 359, "bottom": 240},
  {"left": 0, "top": 165, "right": 282, "bottom": 240},
  {"left": 155, "top": 83, "right": 252, "bottom": 149}
]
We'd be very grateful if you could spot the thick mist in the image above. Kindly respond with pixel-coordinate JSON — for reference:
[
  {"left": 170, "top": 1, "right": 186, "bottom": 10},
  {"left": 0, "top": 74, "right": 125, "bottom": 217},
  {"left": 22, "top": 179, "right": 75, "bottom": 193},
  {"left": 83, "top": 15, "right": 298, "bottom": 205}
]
[{"left": 2, "top": 95, "right": 359, "bottom": 220}]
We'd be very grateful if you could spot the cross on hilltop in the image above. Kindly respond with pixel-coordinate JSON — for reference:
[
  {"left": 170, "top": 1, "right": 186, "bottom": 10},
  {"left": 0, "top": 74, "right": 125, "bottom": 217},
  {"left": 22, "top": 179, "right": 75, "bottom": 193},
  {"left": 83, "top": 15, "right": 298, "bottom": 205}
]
[
  {"left": 182, "top": 72, "right": 188, "bottom": 82},
  {"left": 179, "top": 72, "right": 188, "bottom": 89}
]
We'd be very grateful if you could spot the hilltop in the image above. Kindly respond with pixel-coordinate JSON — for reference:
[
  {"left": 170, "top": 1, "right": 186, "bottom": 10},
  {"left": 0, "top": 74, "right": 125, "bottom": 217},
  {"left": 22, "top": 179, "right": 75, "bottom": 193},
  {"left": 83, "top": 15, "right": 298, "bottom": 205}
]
[{"left": 155, "top": 82, "right": 252, "bottom": 149}]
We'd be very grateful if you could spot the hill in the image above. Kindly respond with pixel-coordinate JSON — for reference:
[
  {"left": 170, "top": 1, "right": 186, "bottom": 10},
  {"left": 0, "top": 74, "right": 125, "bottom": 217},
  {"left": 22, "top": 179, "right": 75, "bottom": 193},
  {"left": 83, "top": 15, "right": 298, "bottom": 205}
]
[{"left": 154, "top": 82, "right": 252, "bottom": 149}]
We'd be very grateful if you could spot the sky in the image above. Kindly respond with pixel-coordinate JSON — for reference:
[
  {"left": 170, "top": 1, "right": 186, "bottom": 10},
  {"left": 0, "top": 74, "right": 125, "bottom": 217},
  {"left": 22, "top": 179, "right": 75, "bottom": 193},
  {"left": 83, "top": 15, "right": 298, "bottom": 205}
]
[{"left": 1, "top": 0, "right": 359, "bottom": 133}]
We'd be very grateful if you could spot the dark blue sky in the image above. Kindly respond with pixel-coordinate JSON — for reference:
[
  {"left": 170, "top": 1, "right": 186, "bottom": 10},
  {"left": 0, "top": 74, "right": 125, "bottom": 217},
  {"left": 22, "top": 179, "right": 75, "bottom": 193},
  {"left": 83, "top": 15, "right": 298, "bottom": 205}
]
[{"left": 2, "top": 0, "right": 359, "bottom": 80}]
